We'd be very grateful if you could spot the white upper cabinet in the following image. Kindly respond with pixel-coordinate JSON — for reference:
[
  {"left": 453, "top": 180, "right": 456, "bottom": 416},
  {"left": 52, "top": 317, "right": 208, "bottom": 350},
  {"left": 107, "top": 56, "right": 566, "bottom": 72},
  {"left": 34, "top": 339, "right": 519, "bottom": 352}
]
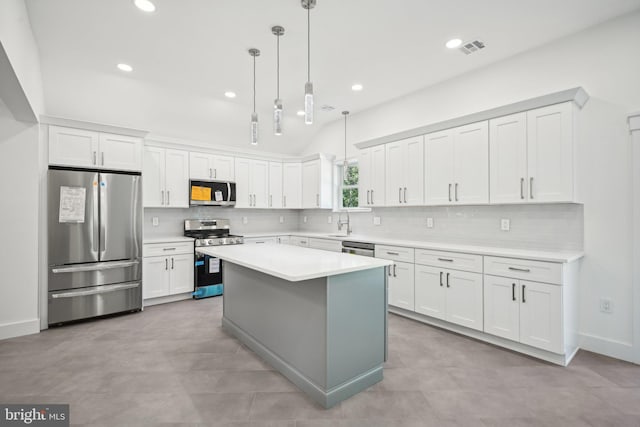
[
  {"left": 526, "top": 102, "right": 574, "bottom": 202},
  {"left": 143, "top": 147, "right": 189, "bottom": 208},
  {"left": 490, "top": 112, "right": 528, "bottom": 203},
  {"left": 189, "top": 152, "right": 235, "bottom": 181},
  {"left": 385, "top": 136, "right": 424, "bottom": 206},
  {"left": 49, "top": 126, "right": 142, "bottom": 171},
  {"left": 425, "top": 122, "right": 488, "bottom": 205},
  {"left": 302, "top": 156, "right": 333, "bottom": 209},
  {"left": 358, "top": 145, "right": 385, "bottom": 207},
  {"left": 235, "top": 157, "right": 268, "bottom": 208},
  {"left": 268, "top": 162, "right": 283, "bottom": 209},
  {"left": 282, "top": 162, "right": 302, "bottom": 209}
]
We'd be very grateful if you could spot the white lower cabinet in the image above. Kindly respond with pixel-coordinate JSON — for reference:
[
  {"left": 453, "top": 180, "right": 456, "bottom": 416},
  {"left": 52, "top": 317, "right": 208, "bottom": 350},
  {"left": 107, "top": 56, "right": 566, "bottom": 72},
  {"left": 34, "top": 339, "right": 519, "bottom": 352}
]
[
  {"left": 308, "top": 238, "right": 342, "bottom": 252},
  {"left": 244, "top": 237, "right": 277, "bottom": 244},
  {"left": 290, "top": 236, "right": 309, "bottom": 247},
  {"left": 143, "top": 242, "right": 194, "bottom": 300},
  {"left": 276, "top": 236, "right": 290, "bottom": 244},
  {"left": 388, "top": 261, "right": 415, "bottom": 311}
]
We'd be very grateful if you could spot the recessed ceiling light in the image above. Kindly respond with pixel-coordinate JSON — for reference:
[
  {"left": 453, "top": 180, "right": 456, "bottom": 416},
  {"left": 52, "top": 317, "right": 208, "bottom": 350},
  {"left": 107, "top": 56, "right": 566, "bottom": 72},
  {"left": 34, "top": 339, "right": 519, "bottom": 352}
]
[
  {"left": 224, "top": 91, "right": 236, "bottom": 98},
  {"left": 446, "top": 38, "right": 462, "bottom": 49},
  {"left": 117, "top": 63, "right": 133, "bottom": 72},
  {"left": 297, "top": 110, "right": 305, "bottom": 116},
  {"left": 351, "top": 83, "right": 363, "bottom": 91},
  {"left": 134, "top": 0, "right": 156, "bottom": 12}
]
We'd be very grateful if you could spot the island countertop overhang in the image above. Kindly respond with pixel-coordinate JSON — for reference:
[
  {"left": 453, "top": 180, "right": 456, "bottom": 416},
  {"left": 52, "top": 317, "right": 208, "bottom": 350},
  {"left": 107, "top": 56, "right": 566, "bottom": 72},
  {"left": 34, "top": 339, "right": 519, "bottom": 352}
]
[{"left": 196, "top": 244, "right": 393, "bottom": 282}]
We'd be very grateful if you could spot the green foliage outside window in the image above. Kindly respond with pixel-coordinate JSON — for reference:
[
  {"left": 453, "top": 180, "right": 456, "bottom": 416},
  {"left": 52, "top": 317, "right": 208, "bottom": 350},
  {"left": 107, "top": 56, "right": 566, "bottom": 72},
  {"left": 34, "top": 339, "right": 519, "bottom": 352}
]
[{"left": 342, "top": 165, "right": 359, "bottom": 208}]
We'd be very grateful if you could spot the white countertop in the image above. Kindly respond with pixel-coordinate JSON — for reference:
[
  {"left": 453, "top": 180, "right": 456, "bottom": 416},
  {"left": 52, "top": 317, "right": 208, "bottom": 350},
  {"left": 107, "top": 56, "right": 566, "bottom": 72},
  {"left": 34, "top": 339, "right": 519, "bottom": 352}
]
[
  {"left": 143, "top": 236, "right": 195, "bottom": 244},
  {"left": 197, "top": 244, "right": 393, "bottom": 282}
]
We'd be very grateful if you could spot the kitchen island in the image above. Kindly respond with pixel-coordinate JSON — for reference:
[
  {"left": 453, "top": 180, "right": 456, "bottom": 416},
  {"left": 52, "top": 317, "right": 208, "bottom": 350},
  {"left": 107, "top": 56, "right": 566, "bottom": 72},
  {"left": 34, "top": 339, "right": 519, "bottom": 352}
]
[{"left": 196, "top": 244, "right": 393, "bottom": 408}]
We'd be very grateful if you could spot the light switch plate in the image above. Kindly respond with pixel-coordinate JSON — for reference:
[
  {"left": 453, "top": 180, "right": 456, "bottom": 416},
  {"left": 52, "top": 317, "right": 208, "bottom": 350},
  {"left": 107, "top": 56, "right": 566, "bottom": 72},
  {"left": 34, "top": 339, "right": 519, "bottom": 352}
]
[
  {"left": 152, "top": 217, "right": 159, "bottom": 227},
  {"left": 279, "top": 216, "right": 284, "bottom": 224},
  {"left": 426, "top": 217, "right": 434, "bottom": 228},
  {"left": 501, "top": 219, "right": 510, "bottom": 231},
  {"left": 242, "top": 216, "right": 248, "bottom": 225},
  {"left": 373, "top": 216, "right": 381, "bottom": 226}
]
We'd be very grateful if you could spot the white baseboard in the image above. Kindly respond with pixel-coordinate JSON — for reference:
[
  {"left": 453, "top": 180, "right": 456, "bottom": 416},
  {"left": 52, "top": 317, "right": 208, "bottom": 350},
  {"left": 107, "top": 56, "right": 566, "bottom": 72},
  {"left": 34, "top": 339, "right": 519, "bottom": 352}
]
[
  {"left": 0, "top": 318, "right": 40, "bottom": 340},
  {"left": 579, "top": 332, "right": 636, "bottom": 363},
  {"left": 143, "top": 293, "right": 192, "bottom": 307}
]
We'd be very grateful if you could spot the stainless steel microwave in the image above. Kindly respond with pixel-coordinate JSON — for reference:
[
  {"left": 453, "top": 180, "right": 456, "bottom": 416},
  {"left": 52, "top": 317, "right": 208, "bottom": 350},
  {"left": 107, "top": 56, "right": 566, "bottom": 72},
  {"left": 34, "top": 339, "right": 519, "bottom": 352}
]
[{"left": 189, "top": 180, "right": 236, "bottom": 206}]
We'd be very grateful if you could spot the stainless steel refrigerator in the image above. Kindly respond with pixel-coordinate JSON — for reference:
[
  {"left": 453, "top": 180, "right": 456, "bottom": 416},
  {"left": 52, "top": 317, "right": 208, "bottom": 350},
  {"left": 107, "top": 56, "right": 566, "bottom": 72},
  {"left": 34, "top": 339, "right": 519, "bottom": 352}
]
[{"left": 48, "top": 168, "right": 142, "bottom": 324}]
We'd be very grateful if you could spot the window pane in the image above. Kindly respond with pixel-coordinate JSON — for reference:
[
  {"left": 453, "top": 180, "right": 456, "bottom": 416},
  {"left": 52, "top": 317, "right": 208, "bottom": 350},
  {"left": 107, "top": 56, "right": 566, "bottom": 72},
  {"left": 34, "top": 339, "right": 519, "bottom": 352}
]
[
  {"left": 343, "top": 165, "right": 359, "bottom": 186},
  {"left": 342, "top": 188, "right": 358, "bottom": 208}
]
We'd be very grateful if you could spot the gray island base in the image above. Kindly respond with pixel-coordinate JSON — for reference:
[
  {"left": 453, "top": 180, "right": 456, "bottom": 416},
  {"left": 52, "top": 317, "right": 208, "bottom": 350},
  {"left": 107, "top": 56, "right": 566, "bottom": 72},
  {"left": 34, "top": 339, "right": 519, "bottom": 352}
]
[{"left": 217, "top": 254, "right": 389, "bottom": 408}]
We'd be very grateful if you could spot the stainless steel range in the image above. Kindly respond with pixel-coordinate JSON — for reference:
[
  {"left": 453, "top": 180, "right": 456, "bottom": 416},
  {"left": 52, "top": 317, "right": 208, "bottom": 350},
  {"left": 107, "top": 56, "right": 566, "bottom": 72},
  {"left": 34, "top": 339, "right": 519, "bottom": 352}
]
[{"left": 184, "top": 219, "right": 243, "bottom": 299}]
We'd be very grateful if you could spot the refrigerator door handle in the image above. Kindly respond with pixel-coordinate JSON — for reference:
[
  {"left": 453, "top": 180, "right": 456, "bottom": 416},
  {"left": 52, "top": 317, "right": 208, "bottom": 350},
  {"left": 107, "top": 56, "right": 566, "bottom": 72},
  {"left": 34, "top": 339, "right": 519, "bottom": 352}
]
[
  {"left": 99, "top": 175, "right": 107, "bottom": 257},
  {"left": 51, "top": 260, "right": 140, "bottom": 274},
  {"left": 50, "top": 282, "right": 140, "bottom": 299},
  {"left": 92, "top": 175, "right": 100, "bottom": 255}
]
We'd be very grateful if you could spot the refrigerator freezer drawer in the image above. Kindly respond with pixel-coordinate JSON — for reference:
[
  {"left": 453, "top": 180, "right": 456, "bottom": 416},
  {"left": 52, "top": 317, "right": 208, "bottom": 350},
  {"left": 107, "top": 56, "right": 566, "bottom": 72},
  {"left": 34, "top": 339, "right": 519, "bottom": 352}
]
[
  {"left": 48, "top": 260, "right": 141, "bottom": 291},
  {"left": 48, "top": 282, "right": 142, "bottom": 324}
]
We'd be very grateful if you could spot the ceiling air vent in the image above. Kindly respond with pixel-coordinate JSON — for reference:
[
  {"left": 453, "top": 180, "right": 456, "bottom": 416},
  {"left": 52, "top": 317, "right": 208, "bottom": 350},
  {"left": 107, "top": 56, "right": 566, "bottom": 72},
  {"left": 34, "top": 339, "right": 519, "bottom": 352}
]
[
  {"left": 320, "top": 105, "right": 335, "bottom": 112},
  {"left": 459, "top": 40, "right": 485, "bottom": 55}
]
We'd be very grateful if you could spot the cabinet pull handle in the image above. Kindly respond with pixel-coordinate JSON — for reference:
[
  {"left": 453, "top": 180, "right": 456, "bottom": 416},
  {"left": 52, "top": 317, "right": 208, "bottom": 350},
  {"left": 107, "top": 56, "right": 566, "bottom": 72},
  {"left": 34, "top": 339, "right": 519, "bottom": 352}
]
[
  {"left": 508, "top": 266, "right": 531, "bottom": 273},
  {"left": 171, "top": 257, "right": 174, "bottom": 269},
  {"left": 93, "top": 151, "right": 97, "bottom": 165},
  {"left": 512, "top": 283, "right": 516, "bottom": 301},
  {"left": 520, "top": 178, "right": 525, "bottom": 199},
  {"left": 393, "top": 264, "right": 397, "bottom": 277},
  {"left": 386, "top": 251, "right": 399, "bottom": 256},
  {"left": 437, "top": 258, "right": 454, "bottom": 262},
  {"left": 439, "top": 271, "right": 443, "bottom": 287},
  {"left": 529, "top": 177, "right": 534, "bottom": 199},
  {"left": 455, "top": 183, "right": 459, "bottom": 202},
  {"left": 269, "top": 194, "right": 272, "bottom": 207},
  {"left": 214, "top": 169, "right": 217, "bottom": 179},
  {"left": 367, "top": 190, "right": 370, "bottom": 205},
  {"left": 448, "top": 183, "right": 452, "bottom": 202},
  {"left": 101, "top": 152, "right": 105, "bottom": 166},
  {"left": 404, "top": 187, "right": 407, "bottom": 203},
  {"left": 398, "top": 187, "right": 402, "bottom": 203},
  {"left": 165, "top": 258, "right": 168, "bottom": 270},
  {"left": 522, "top": 284, "right": 526, "bottom": 303},
  {"left": 388, "top": 266, "right": 392, "bottom": 277},
  {"left": 255, "top": 241, "right": 265, "bottom": 244},
  {"left": 446, "top": 272, "right": 450, "bottom": 288},
  {"left": 163, "top": 247, "right": 176, "bottom": 251},
  {"left": 371, "top": 189, "right": 374, "bottom": 205},
  {"left": 249, "top": 194, "right": 252, "bottom": 206},
  {"left": 317, "top": 194, "right": 320, "bottom": 207},
  {"left": 161, "top": 190, "right": 164, "bottom": 205},
  {"left": 167, "top": 190, "right": 170, "bottom": 205},
  {"left": 209, "top": 168, "right": 213, "bottom": 178}
]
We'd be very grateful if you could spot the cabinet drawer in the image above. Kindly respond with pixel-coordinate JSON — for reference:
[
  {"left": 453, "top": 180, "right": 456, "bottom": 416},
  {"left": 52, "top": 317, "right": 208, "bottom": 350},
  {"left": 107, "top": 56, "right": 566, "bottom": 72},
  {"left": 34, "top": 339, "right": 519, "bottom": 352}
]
[
  {"left": 375, "top": 245, "right": 414, "bottom": 263},
  {"left": 484, "top": 256, "right": 562, "bottom": 285},
  {"left": 309, "top": 238, "right": 342, "bottom": 252},
  {"left": 415, "top": 249, "right": 482, "bottom": 273},
  {"left": 290, "top": 236, "right": 309, "bottom": 247},
  {"left": 244, "top": 237, "right": 277, "bottom": 244},
  {"left": 144, "top": 242, "right": 193, "bottom": 257}
]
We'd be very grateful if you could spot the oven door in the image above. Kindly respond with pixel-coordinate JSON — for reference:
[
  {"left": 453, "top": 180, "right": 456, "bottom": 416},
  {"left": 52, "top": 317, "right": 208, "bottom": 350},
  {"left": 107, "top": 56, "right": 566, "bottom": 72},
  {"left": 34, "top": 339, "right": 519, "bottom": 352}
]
[{"left": 195, "top": 251, "right": 223, "bottom": 287}]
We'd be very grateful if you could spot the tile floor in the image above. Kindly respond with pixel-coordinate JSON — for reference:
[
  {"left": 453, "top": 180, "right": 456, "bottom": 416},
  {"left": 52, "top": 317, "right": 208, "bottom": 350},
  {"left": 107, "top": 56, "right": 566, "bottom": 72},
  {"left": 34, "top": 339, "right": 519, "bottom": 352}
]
[{"left": 1, "top": 297, "right": 639, "bottom": 426}]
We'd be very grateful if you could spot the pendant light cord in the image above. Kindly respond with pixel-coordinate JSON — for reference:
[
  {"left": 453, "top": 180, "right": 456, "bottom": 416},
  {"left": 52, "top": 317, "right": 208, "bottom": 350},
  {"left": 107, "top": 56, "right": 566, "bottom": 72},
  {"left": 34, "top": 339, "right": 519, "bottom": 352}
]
[
  {"left": 253, "top": 55, "right": 256, "bottom": 114},
  {"left": 344, "top": 113, "right": 347, "bottom": 160},
  {"left": 277, "top": 33, "right": 280, "bottom": 99},
  {"left": 307, "top": 5, "right": 311, "bottom": 82}
]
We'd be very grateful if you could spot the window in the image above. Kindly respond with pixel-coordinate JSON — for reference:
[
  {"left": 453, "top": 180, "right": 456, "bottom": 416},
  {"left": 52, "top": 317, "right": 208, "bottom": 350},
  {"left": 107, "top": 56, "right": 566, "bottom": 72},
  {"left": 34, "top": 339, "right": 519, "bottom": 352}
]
[{"left": 339, "top": 161, "right": 359, "bottom": 209}]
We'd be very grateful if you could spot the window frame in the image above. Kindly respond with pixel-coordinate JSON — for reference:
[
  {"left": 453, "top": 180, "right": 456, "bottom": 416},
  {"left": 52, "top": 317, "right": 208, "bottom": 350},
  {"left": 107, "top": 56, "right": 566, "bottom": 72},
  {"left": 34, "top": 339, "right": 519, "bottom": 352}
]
[{"left": 334, "top": 159, "right": 371, "bottom": 213}]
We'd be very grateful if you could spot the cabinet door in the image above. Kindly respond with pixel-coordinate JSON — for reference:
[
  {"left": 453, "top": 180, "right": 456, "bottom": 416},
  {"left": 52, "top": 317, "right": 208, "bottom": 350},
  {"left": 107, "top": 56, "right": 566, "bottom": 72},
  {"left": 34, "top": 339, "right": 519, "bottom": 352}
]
[
  {"left": 483, "top": 275, "right": 520, "bottom": 341},
  {"left": 99, "top": 133, "right": 142, "bottom": 171},
  {"left": 527, "top": 102, "right": 574, "bottom": 202},
  {"left": 143, "top": 256, "right": 170, "bottom": 299},
  {"left": 212, "top": 155, "right": 235, "bottom": 180},
  {"left": 358, "top": 148, "right": 371, "bottom": 207},
  {"left": 388, "top": 261, "right": 414, "bottom": 311},
  {"left": 49, "top": 126, "right": 99, "bottom": 168},
  {"left": 164, "top": 149, "right": 190, "bottom": 207},
  {"left": 453, "top": 121, "right": 488, "bottom": 204},
  {"left": 385, "top": 140, "right": 404, "bottom": 207},
  {"left": 519, "top": 280, "right": 563, "bottom": 353},
  {"left": 143, "top": 147, "right": 165, "bottom": 208},
  {"left": 302, "top": 160, "right": 320, "bottom": 208},
  {"left": 189, "top": 152, "right": 213, "bottom": 180},
  {"left": 269, "top": 162, "right": 283, "bottom": 209},
  {"left": 251, "top": 160, "right": 269, "bottom": 208},
  {"left": 405, "top": 136, "right": 424, "bottom": 205},
  {"left": 370, "top": 145, "right": 386, "bottom": 206},
  {"left": 234, "top": 158, "right": 251, "bottom": 208},
  {"left": 445, "top": 269, "right": 483, "bottom": 331},
  {"left": 282, "top": 163, "right": 302, "bottom": 208},
  {"left": 168, "top": 253, "right": 194, "bottom": 295},
  {"left": 490, "top": 113, "right": 528, "bottom": 204},
  {"left": 414, "top": 264, "right": 446, "bottom": 320},
  {"left": 277, "top": 236, "right": 290, "bottom": 244},
  {"left": 425, "top": 130, "right": 454, "bottom": 205}
]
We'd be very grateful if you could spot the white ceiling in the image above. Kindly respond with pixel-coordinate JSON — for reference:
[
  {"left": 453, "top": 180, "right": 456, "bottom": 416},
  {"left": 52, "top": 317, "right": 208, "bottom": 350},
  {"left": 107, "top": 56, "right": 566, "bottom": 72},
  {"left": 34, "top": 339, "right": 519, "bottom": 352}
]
[{"left": 25, "top": 0, "right": 640, "bottom": 155}]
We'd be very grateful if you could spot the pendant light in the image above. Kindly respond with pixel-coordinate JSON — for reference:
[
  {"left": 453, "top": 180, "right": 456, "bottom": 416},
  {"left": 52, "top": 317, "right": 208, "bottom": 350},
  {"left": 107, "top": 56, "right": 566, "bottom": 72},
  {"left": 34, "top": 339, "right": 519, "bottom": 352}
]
[
  {"left": 248, "top": 48, "right": 260, "bottom": 145},
  {"left": 342, "top": 111, "right": 350, "bottom": 181},
  {"left": 301, "top": 0, "right": 316, "bottom": 125},
  {"left": 272, "top": 26, "right": 285, "bottom": 136}
]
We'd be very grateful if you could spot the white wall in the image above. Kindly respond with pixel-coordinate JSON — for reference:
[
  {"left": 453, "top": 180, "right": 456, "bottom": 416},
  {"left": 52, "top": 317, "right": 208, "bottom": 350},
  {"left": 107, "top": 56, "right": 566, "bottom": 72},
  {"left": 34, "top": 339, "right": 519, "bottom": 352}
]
[
  {"left": 0, "top": 0, "right": 44, "bottom": 117},
  {"left": 0, "top": 98, "right": 40, "bottom": 339},
  {"left": 304, "top": 12, "right": 640, "bottom": 361}
]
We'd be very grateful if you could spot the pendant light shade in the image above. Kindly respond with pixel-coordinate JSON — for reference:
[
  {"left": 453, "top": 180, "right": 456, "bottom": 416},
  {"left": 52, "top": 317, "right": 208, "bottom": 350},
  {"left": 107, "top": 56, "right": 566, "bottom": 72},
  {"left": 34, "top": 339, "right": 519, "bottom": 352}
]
[
  {"left": 272, "top": 26, "right": 285, "bottom": 136},
  {"left": 249, "top": 48, "right": 260, "bottom": 145},
  {"left": 302, "top": 0, "right": 316, "bottom": 125},
  {"left": 342, "top": 111, "right": 349, "bottom": 181}
]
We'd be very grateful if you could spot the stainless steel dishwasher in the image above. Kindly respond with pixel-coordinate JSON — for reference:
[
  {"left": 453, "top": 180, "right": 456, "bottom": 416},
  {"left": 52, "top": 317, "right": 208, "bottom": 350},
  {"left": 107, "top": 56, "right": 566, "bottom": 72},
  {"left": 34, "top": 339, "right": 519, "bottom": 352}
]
[{"left": 341, "top": 241, "right": 375, "bottom": 257}]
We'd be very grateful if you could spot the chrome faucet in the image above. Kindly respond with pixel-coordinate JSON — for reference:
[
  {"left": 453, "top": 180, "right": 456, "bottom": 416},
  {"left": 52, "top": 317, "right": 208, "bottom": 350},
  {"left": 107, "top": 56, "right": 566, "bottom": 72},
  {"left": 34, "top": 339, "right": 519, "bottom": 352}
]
[{"left": 337, "top": 212, "right": 352, "bottom": 235}]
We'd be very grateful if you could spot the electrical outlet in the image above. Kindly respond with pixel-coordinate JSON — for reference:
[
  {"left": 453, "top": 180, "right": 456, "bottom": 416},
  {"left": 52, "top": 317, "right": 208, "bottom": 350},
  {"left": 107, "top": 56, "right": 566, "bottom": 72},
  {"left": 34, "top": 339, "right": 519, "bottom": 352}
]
[
  {"left": 501, "top": 219, "right": 510, "bottom": 231},
  {"left": 279, "top": 216, "right": 284, "bottom": 224},
  {"left": 303, "top": 216, "right": 307, "bottom": 223},
  {"left": 242, "top": 216, "right": 248, "bottom": 225},
  {"left": 426, "top": 217, "right": 434, "bottom": 228},
  {"left": 373, "top": 216, "right": 381, "bottom": 226},
  {"left": 600, "top": 298, "right": 613, "bottom": 313},
  {"left": 328, "top": 216, "right": 332, "bottom": 224},
  {"left": 152, "top": 217, "right": 159, "bottom": 227}
]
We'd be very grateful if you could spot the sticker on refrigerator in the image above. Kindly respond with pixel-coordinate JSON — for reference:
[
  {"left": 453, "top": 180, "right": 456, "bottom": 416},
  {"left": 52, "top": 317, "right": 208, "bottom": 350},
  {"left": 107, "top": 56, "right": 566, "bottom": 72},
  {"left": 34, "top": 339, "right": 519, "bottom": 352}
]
[
  {"left": 209, "top": 258, "right": 220, "bottom": 274},
  {"left": 59, "top": 186, "right": 86, "bottom": 223},
  {"left": 214, "top": 190, "right": 223, "bottom": 201}
]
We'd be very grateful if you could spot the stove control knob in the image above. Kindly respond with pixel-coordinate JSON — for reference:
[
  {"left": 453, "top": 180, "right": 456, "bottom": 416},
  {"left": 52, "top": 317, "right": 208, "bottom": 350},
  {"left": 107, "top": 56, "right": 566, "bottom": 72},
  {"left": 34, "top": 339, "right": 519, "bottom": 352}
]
[{"left": 207, "top": 239, "right": 214, "bottom": 246}]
